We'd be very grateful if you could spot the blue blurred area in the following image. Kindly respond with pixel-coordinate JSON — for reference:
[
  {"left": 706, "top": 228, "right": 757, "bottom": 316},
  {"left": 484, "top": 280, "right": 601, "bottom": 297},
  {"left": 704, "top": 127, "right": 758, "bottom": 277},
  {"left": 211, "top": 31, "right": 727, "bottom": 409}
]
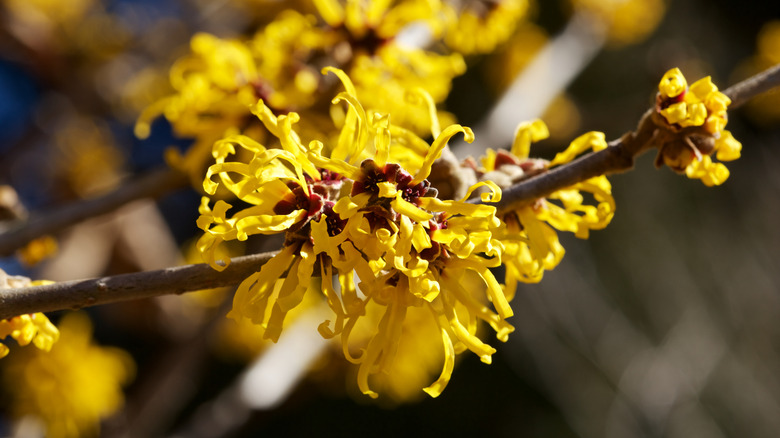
[
  {"left": 107, "top": 0, "right": 183, "bottom": 32},
  {"left": 0, "top": 60, "right": 37, "bottom": 155},
  {"left": 114, "top": 117, "right": 193, "bottom": 172}
]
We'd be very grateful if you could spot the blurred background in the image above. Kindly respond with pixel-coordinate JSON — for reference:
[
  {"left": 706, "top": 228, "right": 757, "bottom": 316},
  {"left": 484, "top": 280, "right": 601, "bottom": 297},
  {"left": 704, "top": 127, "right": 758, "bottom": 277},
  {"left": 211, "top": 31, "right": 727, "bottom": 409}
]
[{"left": 1, "top": 0, "right": 780, "bottom": 437}]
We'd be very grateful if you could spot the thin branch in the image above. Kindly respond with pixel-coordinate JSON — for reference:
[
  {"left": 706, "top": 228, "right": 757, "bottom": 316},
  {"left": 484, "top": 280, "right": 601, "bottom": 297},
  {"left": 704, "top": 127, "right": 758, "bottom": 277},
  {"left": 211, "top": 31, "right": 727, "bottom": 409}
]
[
  {"left": 477, "top": 63, "right": 780, "bottom": 213},
  {"left": 723, "top": 63, "right": 780, "bottom": 109},
  {"left": 489, "top": 110, "right": 655, "bottom": 214},
  {"left": 0, "top": 168, "right": 187, "bottom": 257},
  {"left": 0, "top": 251, "right": 277, "bottom": 320}
]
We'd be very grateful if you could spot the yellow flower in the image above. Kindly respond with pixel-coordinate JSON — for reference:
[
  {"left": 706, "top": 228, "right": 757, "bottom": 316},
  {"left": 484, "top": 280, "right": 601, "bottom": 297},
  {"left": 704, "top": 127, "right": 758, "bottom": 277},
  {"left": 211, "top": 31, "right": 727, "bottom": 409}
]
[
  {"left": 16, "top": 235, "right": 58, "bottom": 267},
  {"left": 569, "top": 0, "right": 666, "bottom": 47},
  {"left": 2, "top": 312, "right": 134, "bottom": 438},
  {"left": 136, "top": 12, "right": 331, "bottom": 187},
  {"left": 0, "top": 269, "right": 59, "bottom": 359},
  {"left": 0, "top": 313, "right": 59, "bottom": 359},
  {"left": 474, "top": 120, "right": 615, "bottom": 298},
  {"left": 655, "top": 68, "right": 742, "bottom": 186},
  {"left": 330, "top": 174, "right": 508, "bottom": 398},
  {"left": 312, "top": 0, "right": 442, "bottom": 40},
  {"left": 199, "top": 68, "right": 513, "bottom": 399},
  {"left": 137, "top": 4, "right": 464, "bottom": 189},
  {"left": 731, "top": 21, "right": 780, "bottom": 126},
  {"left": 312, "top": 0, "right": 466, "bottom": 135},
  {"left": 53, "top": 115, "right": 125, "bottom": 198},
  {"left": 348, "top": 45, "right": 466, "bottom": 135},
  {"left": 443, "top": 0, "right": 531, "bottom": 54}
]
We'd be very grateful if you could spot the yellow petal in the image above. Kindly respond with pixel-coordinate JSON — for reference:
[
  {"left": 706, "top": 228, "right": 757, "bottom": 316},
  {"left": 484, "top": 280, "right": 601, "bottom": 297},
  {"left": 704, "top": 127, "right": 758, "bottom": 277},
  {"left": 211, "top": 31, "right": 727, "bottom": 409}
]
[
  {"left": 459, "top": 180, "right": 502, "bottom": 203},
  {"left": 234, "top": 209, "right": 306, "bottom": 241},
  {"left": 715, "top": 130, "right": 742, "bottom": 162},
  {"left": 312, "top": 0, "right": 344, "bottom": 26},
  {"left": 406, "top": 88, "right": 441, "bottom": 138},
  {"left": 422, "top": 327, "right": 455, "bottom": 398},
  {"left": 549, "top": 131, "right": 607, "bottom": 166},
  {"left": 689, "top": 76, "right": 717, "bottom": 100},
  {"left": 510, "top": 119, "right": 549, "bottom": 159},
  {"left": 660, "top": 102, "right": 688, "bottom": 125},
  {"left": 412, "top": 124, "right": 474, "bottom": 185},
  {"left": 659, "top": 67, "right": 687, "bottom": 98},
  {"left": 391, "top": 196, "right": 433, "bottom": 223}
]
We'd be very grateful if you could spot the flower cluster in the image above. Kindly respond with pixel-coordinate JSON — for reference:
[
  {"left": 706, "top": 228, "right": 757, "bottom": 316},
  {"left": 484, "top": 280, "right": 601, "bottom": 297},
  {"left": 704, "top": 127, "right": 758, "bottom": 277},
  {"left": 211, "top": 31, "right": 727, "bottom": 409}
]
[
  {"left": 2, "top": 312, "right": 134, "bottom": 438},
  {"left": 0, "top": 269, "right": 59, "bottom": 359},
  {"left": 655, "top": 68, "right": 742, "bottom": 186},
  {"left": 466, "top": 119, "right": 615, "bottom": 297},
  {"left": 442, "top": 0, "right": 530, "bottom": 54},
  {"left": 197, "top": 68, "right": 512, "bottom": 398},
  {"left": 136, "top": 3, "right": 467, "bottom": 186}
]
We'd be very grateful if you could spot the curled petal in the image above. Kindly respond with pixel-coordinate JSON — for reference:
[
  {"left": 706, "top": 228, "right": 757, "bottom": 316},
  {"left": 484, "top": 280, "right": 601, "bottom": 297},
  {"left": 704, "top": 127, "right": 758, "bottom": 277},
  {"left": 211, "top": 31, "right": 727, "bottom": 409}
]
[
  {"left": 332, "top": 91, "right": 369, "bottom": 164},
  {"left": 419, "top": 197, "right": 499, "bottom": 220},
  {"left": 459, "top": 180, "right": 502, "bottom": 203},
  {"left": 549, "top": 131, "right": 608, "bottom": 166},
  {"left": 412, "top": 124, "right": 474, "bottom": 185},
  {"left": 438, "top": 293, "right": 495, "bottom": 363},
  {"left": 391, "top": 196, "right": 433, "bottom": 223},
  {"left": 228, "top": 245, "right": 297, "bottom": 323},
  {"left": 317, "top": 261, "right": 345, "bottom": 338},
  {"left": 234, "top": 209, "right": 306, "bottom": 241},
  {"left": 510, "top": 119, "right": 549, "bottom": 159},
  {"left": 406, "top": 88, "right": 441, "bottom": 138},
  {"left": 356, "top": 293, "right": 407, "bottom": 399},
  {"left": 422, "top": 326, "right": 455, "bottom": 398}
]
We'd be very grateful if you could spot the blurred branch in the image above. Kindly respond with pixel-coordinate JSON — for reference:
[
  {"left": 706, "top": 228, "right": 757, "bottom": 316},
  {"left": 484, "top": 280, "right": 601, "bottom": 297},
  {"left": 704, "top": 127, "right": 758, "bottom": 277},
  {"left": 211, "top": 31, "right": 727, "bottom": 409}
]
[
  {"left": 723, "top": 62, "right": 780, "bottom": 108},
  {"left": 481, "top": 63, "right": 780, "bottom": 214},
  {"left": 106, "top": 295, "right": 235, "bottom": 438},
  {"left": 0, "top": 168, "right": 187, "bottom": 257},
  {"left": 0, "top": 251, "right": 277, "bottom": 320}
]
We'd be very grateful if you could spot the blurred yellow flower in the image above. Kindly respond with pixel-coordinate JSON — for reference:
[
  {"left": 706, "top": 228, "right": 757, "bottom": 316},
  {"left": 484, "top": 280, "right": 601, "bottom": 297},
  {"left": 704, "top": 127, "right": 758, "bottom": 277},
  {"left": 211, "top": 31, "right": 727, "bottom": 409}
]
[
  {"left": 312, "top": 0, "right": 442, "bottom": 39},
  {"left": 443, "top": 0, "right": 530, "bottom": 54},
  {"left": 16, "top": 235, "right": 58, "bottom": 267},
  {"left": 0, "top": 270, "right": 59, "bottom": 359},
  {"left": 137, "top": 4, "right": 465, "bottom": 189},
  {"left": 569, "top": 0, "right": 666, "bottom": 47},
  {"left": 735, "top": 21, "right": 780, "bottom": 126},
  {"left": 2, "top": 312, "right": 134, "bottom": 438}
]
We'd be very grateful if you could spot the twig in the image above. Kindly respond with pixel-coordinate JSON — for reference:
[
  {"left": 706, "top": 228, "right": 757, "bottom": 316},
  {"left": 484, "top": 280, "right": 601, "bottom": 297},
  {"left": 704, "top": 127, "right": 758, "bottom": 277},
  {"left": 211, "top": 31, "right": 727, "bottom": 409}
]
[
  {"left": 723, "top": 63, "right": 780, "bottom": 109},
  {"left": 477, "top": 63, "right": 780, "bottom": 213},
  {"left": 489, "top": 110, "right": 655, "bottom": 214},
  {"left": 0, "top": 251, "right": 277, "bottom": 320},
  {"left": 0, "top": 168, "right": 187, "bottom": 257}
]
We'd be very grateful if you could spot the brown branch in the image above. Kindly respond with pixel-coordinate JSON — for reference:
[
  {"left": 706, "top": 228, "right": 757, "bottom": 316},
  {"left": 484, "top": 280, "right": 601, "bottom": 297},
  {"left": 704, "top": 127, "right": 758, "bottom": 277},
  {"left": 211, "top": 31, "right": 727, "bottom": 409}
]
[
  {"left": 478, "top": 63, "right": 780, "bottom": 213},
  {"left": 489, "top": 109, "right": 656, "bottom": 214},
  {"left": 0, "top": 168, "right": 187, "bottom": 257},
  {"left": 0, "top": 251, "right": 277, "bottom": 320},
  {"left": 724, "top": 63, "right": 780, "bottom": 109}
]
